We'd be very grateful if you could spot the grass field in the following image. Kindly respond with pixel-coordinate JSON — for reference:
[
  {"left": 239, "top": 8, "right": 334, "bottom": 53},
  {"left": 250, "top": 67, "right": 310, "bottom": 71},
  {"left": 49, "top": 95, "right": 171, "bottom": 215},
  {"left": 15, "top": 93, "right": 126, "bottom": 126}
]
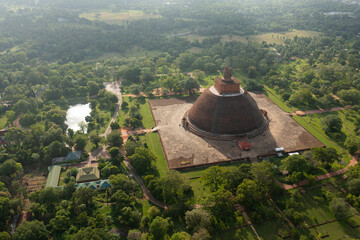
[
  {"left": 80, "top": 10, "right": 161, "bottom": 25},
  {"left": 144, "top": 133, "right": 168, "bottom": 177},
  {"left": 183, "top": 30, "right": 322, "bottom": 45},
  {"left": 309, "top": 220, "right": 360, "bottom": 239},
  {"left": 117, "top": 97, "right": 155, "bottom": 129},
  {"left": 303, "top": 110, "right": 358, "bottom": 144},
  {"left": 254, "top": 219, "right": 289, "bottom": 240},
  {"left": 217, "top": 226, "right": 258, "bottom": 240},
  {"left": 0, "top": 114, "right": 7, "bottom": 129},
  {"left": 264, "top": 85, "right": 348, "bottom": 158},
  {"left": 302, "top": 188, "right": 336, "bottom": 225}
]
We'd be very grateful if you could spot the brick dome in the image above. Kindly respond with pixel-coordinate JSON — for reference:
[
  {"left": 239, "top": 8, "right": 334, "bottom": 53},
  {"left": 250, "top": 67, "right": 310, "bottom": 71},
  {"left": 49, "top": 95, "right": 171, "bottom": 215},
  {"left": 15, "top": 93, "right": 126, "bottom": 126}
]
[{"left": 184, "top": 68, "right": 267, "bottom": 138}]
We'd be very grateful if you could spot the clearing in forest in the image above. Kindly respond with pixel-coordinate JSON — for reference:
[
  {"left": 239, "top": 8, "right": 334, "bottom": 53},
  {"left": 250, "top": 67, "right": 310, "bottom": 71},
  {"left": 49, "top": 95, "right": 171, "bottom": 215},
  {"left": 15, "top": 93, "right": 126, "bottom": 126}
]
[
  {"left": 184, "top": 29, "right": 322, "bottom": 45},
  {"left": 79, "top": 10, "right": 161, "bottom": 25}
]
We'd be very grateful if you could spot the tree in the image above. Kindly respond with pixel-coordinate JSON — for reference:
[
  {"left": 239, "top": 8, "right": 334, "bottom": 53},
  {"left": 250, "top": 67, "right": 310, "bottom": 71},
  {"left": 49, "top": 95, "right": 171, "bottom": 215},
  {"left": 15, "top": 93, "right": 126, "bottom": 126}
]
[
  {"left": 109, "top": 147, "right": 120, "bottom": 159},
  {"left": 157, "top": 171, "right": 193, "bottom": 206},
  {"left": 109, "top": 174, "right": 138, "bottom": 196},
  {"left": 321, "top": 115, "right": 342, "bottom": 133},
  {"left": 247, "top": 66, "right": 257, "bottom": 78},
  {"left": 74, "top": 134, "right": 87, "bottom": 151},
  {"left": 330, "top": 198, "right": 350, "bottom": 218},
  {"left": 69, "top": 227, "right": 113, "bottom": 240},
  {"left": 110, "top": 122, "right": 120, "bottom": 131},
  {"left": 90, "top": 132, "right": 102, "bottom": 148},
  {"left": 0, "top": 159, "right": 23, "bottom": 182},
  {"left": 127, "top": 229, "right": 142, "bottom": 240},
  {"left": 192, "top": 228, "right": 211, "bottom": 240},
  {"left": 201, "top": 166, "right": 228, "bottom": 192},
  {"left": 281, "top": 155, "right": 310, "bottom": 173},
  {"left": 149, "top": 216, "right": 170, "bottom": 240},
  {"left": 170, "top": 232, "right": 191, "bottom": 240},
  {"left": 180, "top": 77, "right": 199, "bottom": 95},
  {"left": 289, "top": 88, "right": 315, "bottom": 107},
  {"left": 237, "top": 179, "right": 266, "bottom": 208},
  {"left": 347, "top": 179, "right": 360, "bottom": 195},
  {"left": 107, "top": 131, "right": 123, "bottom": 147},
  {"left": 311, "top": 147, "right": 340, "bottom": 168},
  {"left": 124, "top": 140, "right": 143, "bottom": 157},
  {"left": 185, "top": 209, "right": 211, "bottom": 233},
  {"left": 0, "top": 232, "right": 11, "bottom": 240},
  {"left": 87, "top": 81, "right": 100, "bottom": 96},
  {"left": 251, "top": 161, "right": 275, "bottom": 188},
  {"left": 0, "top": 189, "right": 10, "bottom": 230},
  {"left": 128, "top": 147, "right": 155, "bottom": 176},
  {"left": 14, "top": 220, "right": 49, "bottom": 240},
  {"left": 345, "top": 135, "right": 360, "bottom": 155}
]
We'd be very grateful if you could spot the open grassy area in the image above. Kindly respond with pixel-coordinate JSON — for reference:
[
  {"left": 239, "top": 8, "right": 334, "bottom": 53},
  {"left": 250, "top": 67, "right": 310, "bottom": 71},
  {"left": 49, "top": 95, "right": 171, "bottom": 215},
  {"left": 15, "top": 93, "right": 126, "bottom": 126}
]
[
  {"left": 117, "top": 97, "right": 155, "bottom": 129},
  {"left": 183, "top": 30, "right": 321, "bottom": 45},
  {"left": 217, "top": 226, "right": 258, "bottom": 240},
  {"left": 303, "top": 109, "right": 358, "bottom": 145},
  {"left": 144, "top": 132, "right": 168, "bottom": 177},
  {"left": 309, "top": 220, "right": 360, "bottom": 239},
  {"left": 0, "top": 114, "right": 7, "bottom": 129},
  {"left": 264, "top": 85, "right": 348, "bottom": 160},
  {"left": 254, "top": 218, "right": 289, "bottom": 240},
  {"left": 301, "top": 188, "right": 336, "bottom": 226},
  {"left": 58, "top": 169, "right": 66, "bottom": 186},
  {"left": 80, "top": 10, "right": 161, "bottom": 25}
]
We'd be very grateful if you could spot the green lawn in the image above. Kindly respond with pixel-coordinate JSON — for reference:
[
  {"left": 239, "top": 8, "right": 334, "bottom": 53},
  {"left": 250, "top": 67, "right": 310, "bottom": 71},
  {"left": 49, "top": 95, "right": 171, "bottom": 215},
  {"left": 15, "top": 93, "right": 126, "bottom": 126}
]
[
  {"left": 264, "top": 85, "right": 349, "bottom": 160},
  {"left": 301, "top": 188, "right": 336, "bottom": 226},
  {"left": 144, "top": 132, "right": 168, "bottom": 177},
  {"left": 140, "top": 199, "right": 152, "bottom": 217},
  {"left": 254, "top": 219, "right": 289, "bottom": 240},
  {"left": 217, "top": 226, "right": 258, "bottom": 240},
  {"left": 118, "top": 97, "right": 155, "bottom": 129},
  {"left": 303, "top": 109, "right": 358, "bottom": 146},
  {"left": 309, "top": 220, "right": 360, "bottom": 239},
  {"left": 0, "top": 114, "right": 7, "bottom": 129},
  {"left": 141, "top": 100, "right": 155, "bottom": 129},
  {"left": 58, "top": 169, "right": 66, "bottom": 186},
  {"left": 264, "top": 86, "right": 294, "bottom": 113}
]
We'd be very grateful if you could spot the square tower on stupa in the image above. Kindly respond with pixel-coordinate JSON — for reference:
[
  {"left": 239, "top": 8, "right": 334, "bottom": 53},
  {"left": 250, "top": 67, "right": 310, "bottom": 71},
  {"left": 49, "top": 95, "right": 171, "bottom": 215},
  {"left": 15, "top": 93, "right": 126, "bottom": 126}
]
[{"left": 214, "top": 67, "right": 240, "bottom": 94}]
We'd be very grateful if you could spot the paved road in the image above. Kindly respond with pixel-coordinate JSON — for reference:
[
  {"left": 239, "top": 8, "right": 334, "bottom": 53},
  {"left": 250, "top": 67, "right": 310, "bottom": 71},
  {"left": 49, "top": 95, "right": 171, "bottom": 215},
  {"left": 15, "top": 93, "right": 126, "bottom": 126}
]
[
  {"left": 124, "top": 160, "right": 167, "bottom": 209},
  {"left": 280, "top": 153, "right": 358, "bottom": 190}
]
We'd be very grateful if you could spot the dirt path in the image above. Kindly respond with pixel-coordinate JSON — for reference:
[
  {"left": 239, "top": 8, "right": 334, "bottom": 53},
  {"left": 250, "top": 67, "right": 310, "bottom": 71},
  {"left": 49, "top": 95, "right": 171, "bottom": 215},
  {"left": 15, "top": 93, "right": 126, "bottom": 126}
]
[
  {"left": 241, "top": 208, "right": 261, "bottom": 240},
  {"left": 100, "top": 81, "right": 122, "bottom": 137},
  {"left": 301, "top": 106, "right": 352, "bottom": 115},
  {"left": 280, "top": 153, "right": 358, "bottom": 190},
  {"left": 124, "top": 160, "right": 167, "bottom": 209}
]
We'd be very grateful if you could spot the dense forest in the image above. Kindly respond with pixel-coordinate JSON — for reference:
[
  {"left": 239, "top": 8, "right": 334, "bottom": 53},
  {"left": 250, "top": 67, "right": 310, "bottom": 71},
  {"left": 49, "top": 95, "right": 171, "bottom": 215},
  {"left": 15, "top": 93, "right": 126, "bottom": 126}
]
[{"left": 1, "top": 0, "right": 360, "bottom": 239}]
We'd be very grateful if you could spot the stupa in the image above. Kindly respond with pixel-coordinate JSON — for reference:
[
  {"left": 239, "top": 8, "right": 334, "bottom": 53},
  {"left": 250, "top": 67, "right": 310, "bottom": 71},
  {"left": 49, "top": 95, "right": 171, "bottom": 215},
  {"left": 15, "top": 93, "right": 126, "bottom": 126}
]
[{"left": 183, "top": 68, "right": 268, "bottom": 140}]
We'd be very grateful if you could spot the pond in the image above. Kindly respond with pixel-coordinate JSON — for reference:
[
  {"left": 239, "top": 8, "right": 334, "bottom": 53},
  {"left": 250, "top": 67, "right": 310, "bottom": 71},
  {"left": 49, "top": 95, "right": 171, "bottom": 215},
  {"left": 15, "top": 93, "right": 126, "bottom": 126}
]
[{"left": 65, "top": 103, "right": 91, "bottom": 133}]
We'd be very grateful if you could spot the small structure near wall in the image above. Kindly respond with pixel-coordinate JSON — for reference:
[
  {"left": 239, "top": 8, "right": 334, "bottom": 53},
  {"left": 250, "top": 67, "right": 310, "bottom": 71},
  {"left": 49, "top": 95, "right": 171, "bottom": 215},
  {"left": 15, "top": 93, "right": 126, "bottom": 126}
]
[{"left": 238, "top": 141, "right": 252, "bottom": 150}]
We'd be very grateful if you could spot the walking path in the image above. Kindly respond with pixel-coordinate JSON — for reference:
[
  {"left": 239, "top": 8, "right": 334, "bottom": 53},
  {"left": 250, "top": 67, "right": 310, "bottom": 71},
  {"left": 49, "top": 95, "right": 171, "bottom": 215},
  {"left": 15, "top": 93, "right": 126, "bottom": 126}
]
[
  {"left": 241, "top": 208, "right": 261, "bottom": 240},
  {"left": 280, "top": 153, "right": 358, "bottom": 190},
  {"left": 100, "top": 81, "right": 122, "bottom": 137},
  {"left": 298, "top": 106, "right": 352, "bottom": 115},
  {"left": 124, "top": 160, "right": 167, "bottom": 209}
]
